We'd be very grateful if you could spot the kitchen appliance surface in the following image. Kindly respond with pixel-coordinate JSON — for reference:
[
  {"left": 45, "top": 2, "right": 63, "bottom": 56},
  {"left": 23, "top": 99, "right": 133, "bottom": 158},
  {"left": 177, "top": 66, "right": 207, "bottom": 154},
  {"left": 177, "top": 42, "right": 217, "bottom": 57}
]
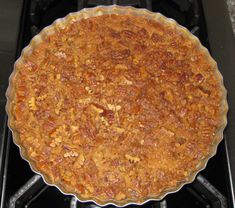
[{"left": 0, "top": 0, "right": 234, "bottom": 208}]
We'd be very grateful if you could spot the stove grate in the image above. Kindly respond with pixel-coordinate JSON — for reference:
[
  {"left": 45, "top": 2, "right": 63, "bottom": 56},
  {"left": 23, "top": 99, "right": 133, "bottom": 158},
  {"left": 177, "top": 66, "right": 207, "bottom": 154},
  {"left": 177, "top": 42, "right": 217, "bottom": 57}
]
[{"left": 8, "top": 174, "right": 226, "bottom": 208}]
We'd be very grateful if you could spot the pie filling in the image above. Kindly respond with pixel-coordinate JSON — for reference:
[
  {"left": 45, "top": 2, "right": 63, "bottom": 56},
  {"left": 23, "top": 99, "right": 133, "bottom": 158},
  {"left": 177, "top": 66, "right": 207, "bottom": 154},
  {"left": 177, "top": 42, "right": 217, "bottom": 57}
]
[{"left": 12, "top": 13, "right": 223, "bottom": 202}]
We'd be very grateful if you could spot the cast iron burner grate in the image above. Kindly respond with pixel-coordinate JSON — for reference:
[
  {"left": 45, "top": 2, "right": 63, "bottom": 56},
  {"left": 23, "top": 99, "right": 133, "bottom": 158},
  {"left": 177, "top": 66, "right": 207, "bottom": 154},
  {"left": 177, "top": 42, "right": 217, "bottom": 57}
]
[
  {"left": 28, "top": 0, "right": 203, "bottom": 39},
  {"left": 7, "top": 174, "right": 227, "bottom": 208},
  {"left": 0, "top": 0, "right": 233, "bottom": 208}
]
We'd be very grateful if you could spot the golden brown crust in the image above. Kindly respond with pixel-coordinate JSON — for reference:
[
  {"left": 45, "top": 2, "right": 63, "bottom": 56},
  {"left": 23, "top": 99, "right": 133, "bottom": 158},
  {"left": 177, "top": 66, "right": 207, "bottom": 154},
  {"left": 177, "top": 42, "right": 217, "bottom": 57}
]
[{"left": 11, "top": 11, "right": 224, "bottom": 203}]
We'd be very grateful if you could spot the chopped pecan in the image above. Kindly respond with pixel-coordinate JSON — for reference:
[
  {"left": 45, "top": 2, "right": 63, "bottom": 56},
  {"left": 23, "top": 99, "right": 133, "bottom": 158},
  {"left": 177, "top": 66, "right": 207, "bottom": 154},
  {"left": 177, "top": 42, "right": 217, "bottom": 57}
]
[
  {"left": 151, "top": 33, "right": 162, "bottom": 43},
  {"left": 56, "top": 74, "right": 61, "bottom": 80},
  {"left": 100, "top": 116, "right": 109, "bottom": 126},
  {"left": 116, "top": 105, "right": 122, "bottom": 111},
  {"left": 125, "top": 154, "right": 140, "bottom": 163},
  {"left": 195, "top": 73, "right": 204, "bottom": 84},
  {"left": 16, "top": 85, "right": 28, "bottom": 97},
  {"left": 115, "top": 64, "right": 128, "bottom": 70},
  {"left": 81, "top": 123, "right": 97, "bottom": 139},
  {"left": 50, "top": 140, "right": 56, "bottom": 147},
  {"left": 85, "top": 58, "right": 96, "bottom": 69},
  {"left": 98, "top": 74, "right": 105, "bottom": 81},
  {"left": 115, "top": 192, "right": 126, "bottom": 200},
  {"left": 111, "top": 49, "right": 130, "bottom": 60},
  {"left": 50, "top": 125, "right": 68, "bottom": 139},
  {"left": 74, "top": 153, "right": 85, "bottom": 168},
  {"left": 28, "top": 97, "right": 37, "bottom": 111},
  {"left": 198, "top": 86, "right": 211, "bottom": 96},
  {"left": 107, "top": 103, "right": 122, "bottom": 112},
  {"left": 138, "top": 28, "right": 149, "bottom": 39},
  {"left": 64, "top": 151, "right": 78, "bottom": 158},
  {"left": 54, "top": 51, "right": 67, "bottom": 58},
  {"left": 183, "top": 171, "right": 188, "bottom": 176},
  {"left": 110, "top": 30, "right": 121, "bottom": 39},
  {"left": 78, "top": 97, "right": 91, "bottom": 105},
  {"left": 159, "top": 127, "right": 175, "bottom": 137},
  {"left": 90, "top": 103, "right": 104, "bottom": 114},
  {"left": 113, "top": 126, "right": 125, "bottom": 134},
  {"left": 176, "top": 137, "right": 187, "bottom": 145},
  {"left": 121, "top": 30, "right": 135, "bottom": 39},
  {"left": 36, "top": 94, "right": 47, "bottom": 101},
  {"left": 54, "top": 99, "right": 63, "bottom": 115},
  {"left": 100, "top": 109, "right": 115, "bottom": 124},
  {"left": 86, "top": 184, "right": 94, "bottom": 193},
  {"left": 85, "top": 86, "right": 93, "bottom": 94},
  {"left": 55, "top": 136, "right": 62, "bottom": 143},
  {"left": 120, "top": 76, "right": 133, "bottom": 85},
  {"left": 71, "top": 125, "right": 79, "bottom": 133}
]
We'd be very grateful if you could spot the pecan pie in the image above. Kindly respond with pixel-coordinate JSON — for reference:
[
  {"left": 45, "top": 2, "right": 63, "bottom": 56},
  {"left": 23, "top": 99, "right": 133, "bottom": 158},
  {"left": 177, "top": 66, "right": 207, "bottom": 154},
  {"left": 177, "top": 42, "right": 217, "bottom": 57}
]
[{"left": 6, "top": 6, "right": 227, "bottom": 206}]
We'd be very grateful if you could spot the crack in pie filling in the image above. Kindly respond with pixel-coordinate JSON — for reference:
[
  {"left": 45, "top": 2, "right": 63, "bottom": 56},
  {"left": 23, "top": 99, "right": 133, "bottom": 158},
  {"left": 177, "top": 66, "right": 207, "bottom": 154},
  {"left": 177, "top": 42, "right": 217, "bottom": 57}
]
[{"left": 10, "top": 8, "right": 226, "bottom": 204}]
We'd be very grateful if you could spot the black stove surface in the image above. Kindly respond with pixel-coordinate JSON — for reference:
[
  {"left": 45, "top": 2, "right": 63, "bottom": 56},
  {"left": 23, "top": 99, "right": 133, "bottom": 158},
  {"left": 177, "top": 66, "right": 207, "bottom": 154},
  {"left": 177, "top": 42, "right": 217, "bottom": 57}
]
[{"left": 0, "top": 0, "right": 234, "bottom": 208}]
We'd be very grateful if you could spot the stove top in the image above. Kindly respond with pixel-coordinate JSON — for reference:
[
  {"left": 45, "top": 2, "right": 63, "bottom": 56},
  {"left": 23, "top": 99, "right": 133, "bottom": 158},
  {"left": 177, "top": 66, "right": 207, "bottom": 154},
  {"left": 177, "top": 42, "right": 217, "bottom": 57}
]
[{"left": 0, "top": 0, "right": 235, "bottom": 208}]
